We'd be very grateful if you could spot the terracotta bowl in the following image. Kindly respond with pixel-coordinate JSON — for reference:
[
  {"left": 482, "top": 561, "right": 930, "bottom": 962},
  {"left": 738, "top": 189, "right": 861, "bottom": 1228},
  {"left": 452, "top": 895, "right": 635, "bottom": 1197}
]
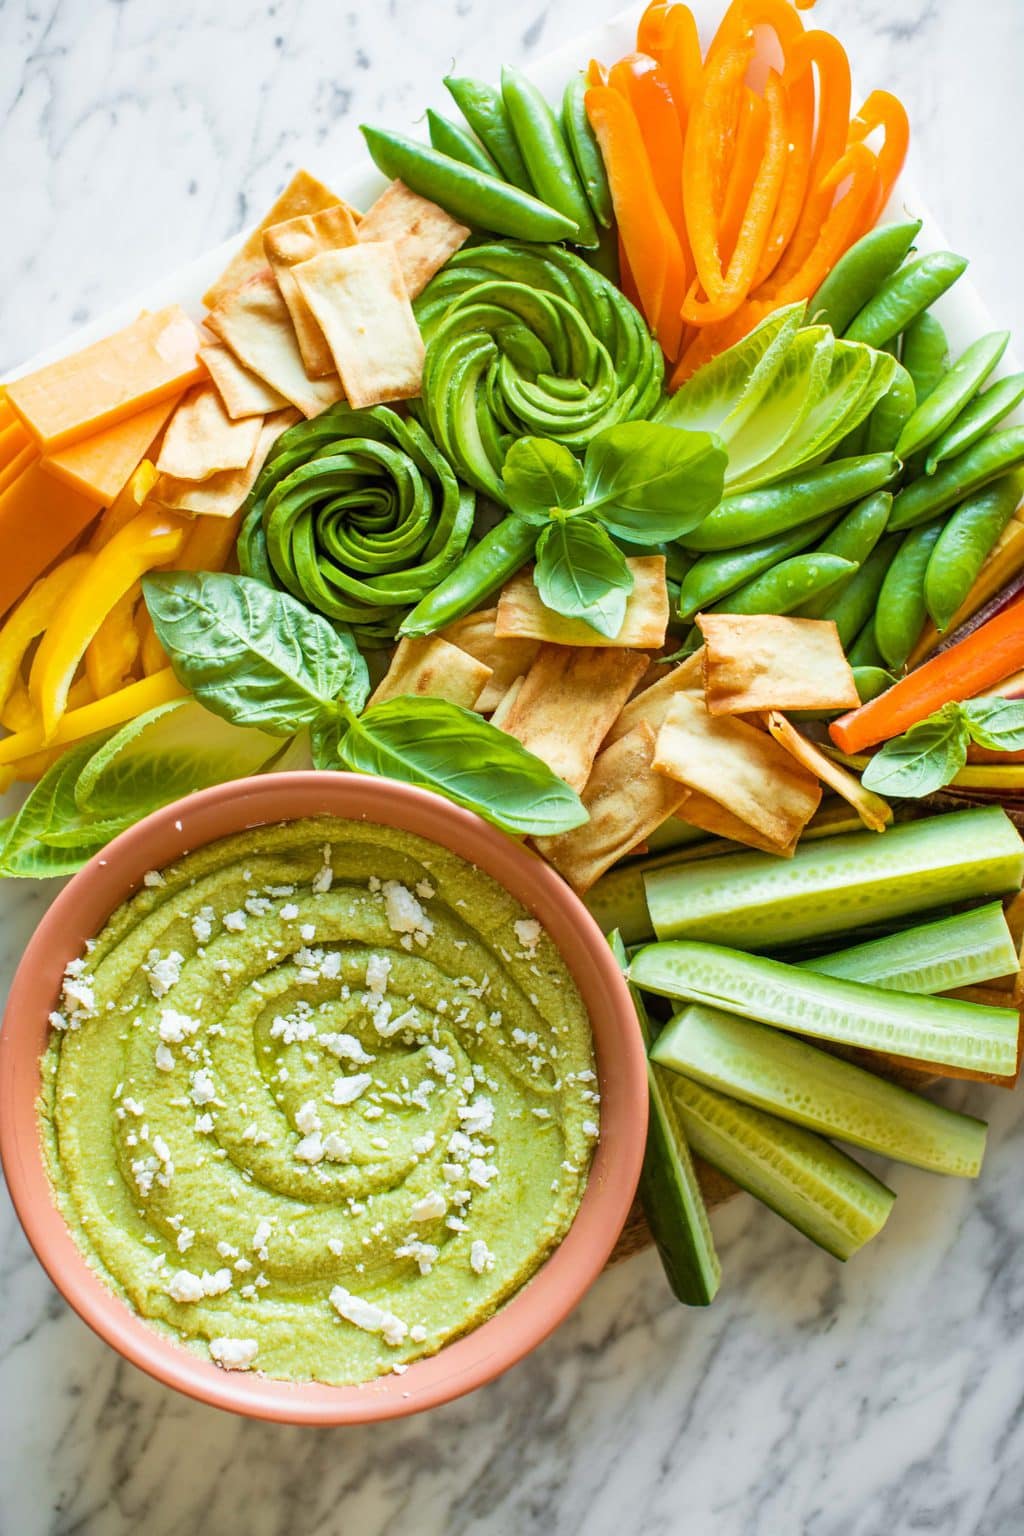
[{"left": 0, "top": 772, "right": 648, "bottom": 1424}]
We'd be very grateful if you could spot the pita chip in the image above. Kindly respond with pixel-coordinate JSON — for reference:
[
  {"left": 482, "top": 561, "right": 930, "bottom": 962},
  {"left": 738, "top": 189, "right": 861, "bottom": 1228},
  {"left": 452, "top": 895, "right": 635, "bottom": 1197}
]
[
  {"left": 495, "top": 559, "right": 669, "bottom": 649},
  {"left": 358, "top": 180, "right": 470, "bottom": 298},
  {"left": 368, "top": 634, "right": 492, "bottom": 711},
  {"left": 155, "top": 385, "right": 263, "bottom": 482},
  {"left": 439, "top": 607, "right": 540, "bottom": 712},
  {"left": 263, "top": 204, "right": 361, "bottom": 377},
  {"left": 698, "top": 612, "right": 860, "bottom": 715},
  {"left": 153, "top": 407, "right": 298, "bottom": 518},
  {"left": 206, "top": 274, "right": 344, "bottom": 418},
  {"left": 199, "top": 343, "right": 288, "bottom": 420}
]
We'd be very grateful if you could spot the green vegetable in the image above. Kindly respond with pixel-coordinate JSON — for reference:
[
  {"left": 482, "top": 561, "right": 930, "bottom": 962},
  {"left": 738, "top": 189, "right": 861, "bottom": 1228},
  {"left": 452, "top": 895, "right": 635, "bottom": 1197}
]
[
  {"left": 144, "top": 572, "right": 362, "bottom": 735},
  {"left": 236, "top": 404, "right": 474, "bottom": 644},
  {"left": 925, "top": 372, "right": 1024, "bottom": 474},
  {"left": 864, "top": 364, "right": 916, "bottom": 454},
  {"left": 400, "top": 515, "right": 537, "bottom": 637},
  {"left": 416, "top": 242, "right": 663, "bottom": 503},
  {"left": 360, "top": 126, "right": 576, "bottom": 241},
  {"left": 797, "top": 903, "right": 1019, "bottom": 995},
  {"left": 899, "top": 311, "right": 950, "bottom": 404},
  {"left": 610, "top": 932, "right": 720, "bottom": 1305},
  {"left": 651, "top": 1007, "right": 987, "bottom": 1177},
  {"left": 444, "top": 74, "right": 535, "bottom": 191},
  {"left": 679, "top": 454, "right": 897, "bottom": 552},
  {"left": 923, "top": 473, "right": 1024, "bottom": 631},
  {"left": 851, "top": 664, "right": 899, "bottom": 704},
  {"left": 795, "top": 491, "right": 891, "bottom": 620},
  {"left": 677, "top": 513, "right": 838, "bottom": 620},
  {"left": 659, "top": 305, "right": 897, "bottom": 494},
  {"left": 336, "top": 696, "right": 587, "bottom": 836},
  {"left": 895, "top": 331, "right": 1010, "bottom": 460},
  {"left": 889, "top": 427, "right": 1024, "bottom": 531},
  {"left": 631, "top": 939, "right": 1018, "bottom": 1075},
  {"left": 874, "top": 520, "right": 944, "bottom": 670},
  {"left": 845, "top": 251, "right": 968, "bottom": 348},
  {"left": 0, "top": 735, "right": 128, "bottom": 878},
  {"left": 425, "top": 108, "right": 500, "bottom": 176},
  {"left": 810, "top": 219, "right": 922, "bottom": 335},
  {"left": 710, "top": 553, "right": 856, "bottom": 616},
  {"left": 665, "top": 1072, "right": 896, "bottom": 1259},
  {"left": 501, "top": 66, "right": 598, "bottom": 247},
  {"left": 562, "top": 75, "right": 614, "bottom": 230},
  {"left": 862, "top": 696, "right": 1024, "bottom": 797},
  {"left": 643, "top": 807, "right": 1024, "bottom": 950},
  {"left": 535, "top": 518, "right": 633, "bottom": 638},
  {"left": 847, "top": 617, "right": 885, "bottom": 669}
]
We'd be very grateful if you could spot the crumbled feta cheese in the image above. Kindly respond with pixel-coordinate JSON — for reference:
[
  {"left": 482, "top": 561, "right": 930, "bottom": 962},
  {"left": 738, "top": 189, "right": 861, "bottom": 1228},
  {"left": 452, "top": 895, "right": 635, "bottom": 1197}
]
[
  {"left": 280, "top": 903, "right": 300, "bottom": 921},
  {"left": 312, "top": 845, "right": 334, "bottom": 894},
  {"left": 294, "top": 1131, "right": 325, "bottom": 1164},
  {"left": 381, "top": 880, "right": 434, "bottom": 941},
  {"left": 122, "top": 1097, "right": 145, "bottom": 1117},
  {"left": 583, "top": 1120, "right": 600, "bottom": 1139},
  {"left": 365, "top": 953, "right": 392, "bottom": 996},
  {"left": 395, "top": 1239, "right": 440, "bottom": 1275},
  {"left": 167, "top": 1267, "right": 232, "bottom": 1303},
  {"left": 223, "top": 910, "right": 247, "bottom": 933},
  {"left": 144, "top": 949, "right": 184, "bottom": 998},
  {"left": 468, "top": 1158, "right": 498, "bottom": 1190},
  {"left": 190, "top": 1068, "right": 216, "bottom": 1105},
  {"left": 329, "top": 1073, "right": 372, "bottom": 1106},
  {"left": 409, "top": 1191, "right": 447, "bottom": 1222},
  {"left": 410, "top": 1324, "right": 428, "bottom": 1344},
  {"left": 322, "top": 1131, "right": 351, "bottom": 1161},
  {"left": 329, "top": 1286, "right": 407, "bottom": 1346},
  {"left": 252, "top": 1219, "right": 272, "bottom": 1252},
  {"left": 470, "top": 1240, "right": 496, "bottom": 1275},
  {"left": 154, "top": 1044, "right": 176, "bottom": 1073},
  {"left": 299, "top": 923, "right": 316, "bottom": 942},
  {"left": 143, "top": 869, "right": 165, "bottom": 888},
  {"left": 412, "top": 1131, "right": 435, "bottom": 1156},
  {"left": 514, "top": 918, "right": 542, "bottom": 955},
  {"left": 158, "top": 1008, "right": 199, "bottom": 1044},
  {"left": 294, "top": 1100, "right": 322, "bottom": 1135},
  {"left": 194, "top": 1112, "right": 215, "bottom": 1134},
  {"left": 191, "top": 907, "right": 215, "bottom": 943},
  {"left": 458, "top": 1096, "right": 494, "bottom": 1136},
  {"left": 176, "top": 1227, "right": 195, "bottom": 1254},
  {"left": 209, "top": 1337, "right": 258, "bottom": 1371}
]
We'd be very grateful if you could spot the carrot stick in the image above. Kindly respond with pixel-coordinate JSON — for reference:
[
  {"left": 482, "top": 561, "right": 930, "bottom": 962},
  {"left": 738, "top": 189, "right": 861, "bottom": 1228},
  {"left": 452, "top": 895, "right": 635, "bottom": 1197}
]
[{"left": 830, "top": 598, "right": 1024, "bottom": 754}]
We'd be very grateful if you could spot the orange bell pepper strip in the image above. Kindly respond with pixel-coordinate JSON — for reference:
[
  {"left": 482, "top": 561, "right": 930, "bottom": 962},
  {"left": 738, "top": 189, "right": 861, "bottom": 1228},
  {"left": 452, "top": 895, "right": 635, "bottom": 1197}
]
[
  {"left": 29, "top": 506, "right": 187, "bottom": 740},
  {"left": 848, "top": 90, "right": 910, "bottom": 230},
  {"left": 0, "top": 552, "right": 94, "bottom": 713},
  {"left": 763, "top": 29, "right": 852, "bottom": 293},
  {"left": 764, "top": 141, "right": 879, "bottom": 304},
  {"left": 717, "top": 88, "right": 769, "bottom": 267},
  {"left": 669, "top": 295, "right": 782, "bottom": 386},
  {"left": 609, "top": 54, "right": 688, "bottom": 261},
  {"left": 586, "top": 58, "right": 608, "bottom": 88},
  {"left": 751, "top": 48, "right": 816, "bottom": 287},
  {"left": 0, "top": 668, "right": 186, "bottom": 768},
  {"left": 682, "top": 30, "right": 757, "bottom": 303},
  {"left": 831, "top": 597, "right": 1024, "bottom": 755},
  {"left": 636, "top": 3, "right": 703, "bottom": 131},
  {"left": 585, "top": 84, "right": 687, "bottom": 359},
  {"left": 87, "top": 460, "right": 160, "bottom": 553},
  {"left": 86, "top": 583, "right": 142, "bottom": 699},
  {"left": 682, "top": 69, "right": 789, "bottom": 327}
]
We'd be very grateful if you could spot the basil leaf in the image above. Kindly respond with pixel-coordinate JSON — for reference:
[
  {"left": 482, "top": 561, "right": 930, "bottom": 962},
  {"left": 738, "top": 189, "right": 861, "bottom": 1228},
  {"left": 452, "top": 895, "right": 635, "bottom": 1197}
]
[
  {"left": 310, "top": 713, "right": 348, "bottom": 772},
  {"left": 961, "top": 696, "right": 1024, "bottom": 752},
  {"left": 860, "top": 708, "right": 969, "bottom": 798},
  {"left": 0, "top": 735, "right": 133, "bottom": 878},
  {"left": 337, "top": 696, "right": 588, "bottom": 836},
  {"left": 582, "top": 422, "right": 727, "bottom": 542},
  {"left": 144, "top": 572, "right": 353, "bottom": 734},
  {"left": 535, "top": 518, "right": 634, "bottom": 639},
  {"left": 502, "top": 438, "right": 584, "bottom": 525}
]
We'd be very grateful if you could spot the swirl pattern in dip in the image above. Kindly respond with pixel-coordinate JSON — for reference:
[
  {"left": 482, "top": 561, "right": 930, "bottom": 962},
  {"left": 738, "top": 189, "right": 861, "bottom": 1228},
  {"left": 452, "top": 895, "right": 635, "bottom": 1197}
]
[{"left": 39, "top": 817, "right": 598, "bottom": 1384}]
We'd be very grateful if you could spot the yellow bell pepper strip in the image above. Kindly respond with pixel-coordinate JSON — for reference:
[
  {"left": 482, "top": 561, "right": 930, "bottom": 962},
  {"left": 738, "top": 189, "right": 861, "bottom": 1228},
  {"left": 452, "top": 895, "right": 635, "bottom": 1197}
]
[
  {"left": 586, "top": 83, "right": 687, "bottom": 360},
  {"left": 87, "top": 460, "right": 160, "bottom": 553},
  {"left": 1, "top": 677, "right": 36, "bottom": 733},
  {"left": 86, "top": 583, "right": 142, "bottom": 698},
  {"left": 29, "top": 506, "right": 187, "bottom": 740},
  {"left": 0, "top": 552, "right": 94, "bottom": 713},
  {"left": 136, "top": 609, "right": 168, "bottom": 676},
  {"left": 0, "top": 668, "right": 186, "bottom": 767}
]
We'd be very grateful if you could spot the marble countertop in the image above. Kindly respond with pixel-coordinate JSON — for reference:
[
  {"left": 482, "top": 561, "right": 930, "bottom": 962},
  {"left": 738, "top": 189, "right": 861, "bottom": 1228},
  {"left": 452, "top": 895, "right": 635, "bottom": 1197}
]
[{"left": 2, "top": 1, "right": 1024, "bottom": 1532}]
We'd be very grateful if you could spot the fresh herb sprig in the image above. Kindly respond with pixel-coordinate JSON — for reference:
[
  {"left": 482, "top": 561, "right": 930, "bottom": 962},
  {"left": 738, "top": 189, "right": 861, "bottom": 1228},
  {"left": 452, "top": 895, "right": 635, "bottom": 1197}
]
[
  {"left": 861, "top": 697, "right": 1024, "bottom": 797},
  {"left": 143, "top": 571, "right": 588, "bottom": 837},
  {"left": 501, "top": 422, "right": 726, "bottom": 637}
]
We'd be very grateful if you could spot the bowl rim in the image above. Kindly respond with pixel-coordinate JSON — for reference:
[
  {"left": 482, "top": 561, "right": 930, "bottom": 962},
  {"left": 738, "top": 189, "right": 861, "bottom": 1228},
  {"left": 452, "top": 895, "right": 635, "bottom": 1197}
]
[{"left": 0, "top": 771, "right": 648, "bottom": 1424}]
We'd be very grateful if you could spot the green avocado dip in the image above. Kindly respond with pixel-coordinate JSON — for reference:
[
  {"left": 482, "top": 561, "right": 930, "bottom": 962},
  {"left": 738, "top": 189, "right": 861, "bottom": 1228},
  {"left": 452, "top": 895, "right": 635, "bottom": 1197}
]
[{"left": 38, "top": 817, "right": 598, "bottom": 1384}]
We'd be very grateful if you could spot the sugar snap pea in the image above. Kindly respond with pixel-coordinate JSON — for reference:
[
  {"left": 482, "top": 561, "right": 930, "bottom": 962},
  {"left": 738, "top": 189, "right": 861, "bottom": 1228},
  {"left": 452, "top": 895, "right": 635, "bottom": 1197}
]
[
  {"left": 865, "top": 364, "right": 916, "bottom": 454},
  {"left": 874, "top": 521, "right": 944, "bottom": 670},
  {"left": 400, "top": 515, "right": 537, "bottom": 637},
  {"left": 923, "top": 473, "right": 1024, "bottom": 632},
  {"left": 899, "top": 311, "right": 950, "bottom": 405},
  {"left": 444, "top": 75, "right": 535, "bottom": 192},
  {"left": 847, "top": 620, "right": 885, "bottom": 669},
  {"left": 679, "top": 454, "right": 898, "bottom": 552},
  {"left": 710, "top": 554, "right": 857, "bottom": 616},
  {"left": 845, "top": 251, "right": 967, "bottom": 348},
  {"left": 925, "top": 372, "right": 1024, "bottom": 474},
  {"left": 501, "top": 67, "right": 598, "bottom": 248},
  {"left": 895, "top": 331, "right": 1010, "bottom": 460},
  {"left": 360, "top": 127, "right": 578, "bottom": 242},
  {"left": 426, "top": 108, "right": 501, "bottom": 177},
  {"left": 824, "top": 533, "right": 901, "bottom": 649},
  {"left": 852, "top": 665, "right": 899, "bottom": 704},
  {"left": 811, "top": 220, "right": 922, "bottom": 336},
  {"left": 676, "top": 514, "right": 837, "bottom": 619},
  {"left": 796, "top": 492, "right": 892, "bottom": 619},
  {"left": 562, "top": 75, "right": 614, "bottom": 230},
  {"left": 889, "top": 427, "right": 1024, "bottom": 530}
]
